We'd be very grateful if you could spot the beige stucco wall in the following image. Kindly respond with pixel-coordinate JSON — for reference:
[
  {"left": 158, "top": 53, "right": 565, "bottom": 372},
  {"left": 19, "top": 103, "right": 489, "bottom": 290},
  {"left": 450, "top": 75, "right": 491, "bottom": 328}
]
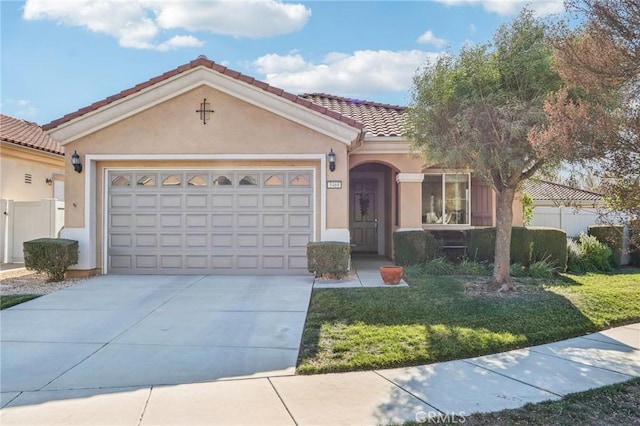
[
  {"left": 0, "top": 143, "right": 64, "bottom": 201},
  {"left": 62, "top": 85, "right": 354, "bottom": 270}
]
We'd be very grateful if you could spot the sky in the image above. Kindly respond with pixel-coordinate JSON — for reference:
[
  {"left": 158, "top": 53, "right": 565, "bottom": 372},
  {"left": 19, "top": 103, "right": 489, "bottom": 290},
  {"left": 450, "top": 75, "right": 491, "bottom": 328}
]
[{"left": 1, "top": 0, "right": 567, "bottom": 126}]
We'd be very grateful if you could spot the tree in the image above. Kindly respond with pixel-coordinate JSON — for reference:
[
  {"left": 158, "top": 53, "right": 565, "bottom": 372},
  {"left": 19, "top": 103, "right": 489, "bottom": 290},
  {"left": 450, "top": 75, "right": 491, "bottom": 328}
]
[
  {"left": 539, "top": 0, "right": 639, "bottom": 245},
  {"left": 405, "top": 10, "right": 564, "bottom": 289}
]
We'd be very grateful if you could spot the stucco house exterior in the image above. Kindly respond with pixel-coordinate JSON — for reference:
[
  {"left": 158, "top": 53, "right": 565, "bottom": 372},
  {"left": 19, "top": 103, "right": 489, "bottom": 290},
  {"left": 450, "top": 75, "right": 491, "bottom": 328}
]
[
  {"left": 43, "top": 56, "right": 522, "bottom": 276},
  {"left": 1, "top": 114, "right": 65, "bottom": 263}
]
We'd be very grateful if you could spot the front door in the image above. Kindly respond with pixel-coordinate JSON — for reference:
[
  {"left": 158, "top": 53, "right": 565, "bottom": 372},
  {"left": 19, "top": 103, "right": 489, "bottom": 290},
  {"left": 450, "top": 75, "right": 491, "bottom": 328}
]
[{"left": 350, "top": 178, "right": 378, "bottom": 252}]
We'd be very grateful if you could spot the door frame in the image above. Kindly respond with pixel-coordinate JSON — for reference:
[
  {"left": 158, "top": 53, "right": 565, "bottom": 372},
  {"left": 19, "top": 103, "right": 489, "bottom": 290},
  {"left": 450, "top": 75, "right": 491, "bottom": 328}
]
[{"left": 350, "top": 171, "right": 385, "bottom": 255}]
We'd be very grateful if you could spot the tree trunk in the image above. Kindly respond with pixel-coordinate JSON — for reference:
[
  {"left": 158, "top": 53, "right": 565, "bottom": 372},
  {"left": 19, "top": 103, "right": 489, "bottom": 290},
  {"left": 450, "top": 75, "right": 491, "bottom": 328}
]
[{"left": 493, "top": 187, "right": 516, "bottom": 290}]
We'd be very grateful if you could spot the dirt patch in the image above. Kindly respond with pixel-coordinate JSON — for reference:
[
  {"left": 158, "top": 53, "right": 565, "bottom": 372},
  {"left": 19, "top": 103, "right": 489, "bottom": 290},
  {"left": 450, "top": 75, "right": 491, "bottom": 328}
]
[
  {"left": 0, "top": 269, "right": 87, "bottom": 295},
  {"left": 463, "top": 277, "right": 544, "bottom": 297}
]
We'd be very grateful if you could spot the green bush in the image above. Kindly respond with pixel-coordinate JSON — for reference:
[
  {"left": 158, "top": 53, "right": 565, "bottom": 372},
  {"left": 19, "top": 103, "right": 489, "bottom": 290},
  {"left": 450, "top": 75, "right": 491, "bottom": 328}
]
[
  {"left": 630, "top": 220, "right": 640, "bottom": 267},
  {"left": 23, "top": 238, "right": 79, "bottom": 282},
  {"left": 465, "top": 227, "right": 566, "bottom": 270},
  {"left": 307, "top": 242, "right": 351, "bottom": 279},
  {"left": 528, "top": 227, "right": 568, "bottom": 272},
  {"left": 567, "top": 233, "right": 613, "bottom": 273},
  {"left": 393, "top": 231, "right": 427, "bottom": 266},
  {"left": 465, "top": 228, "right": 496, "bottom": 262},
  {"left": 588, "top": 225, "right": 623, "bottom": 267}
]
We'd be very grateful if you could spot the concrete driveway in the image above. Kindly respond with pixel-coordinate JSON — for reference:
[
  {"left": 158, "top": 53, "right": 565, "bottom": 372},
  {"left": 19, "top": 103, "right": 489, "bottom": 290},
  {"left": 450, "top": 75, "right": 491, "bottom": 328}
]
[{"left": 1, "top": 274, "right": 313, "bottom": 393}]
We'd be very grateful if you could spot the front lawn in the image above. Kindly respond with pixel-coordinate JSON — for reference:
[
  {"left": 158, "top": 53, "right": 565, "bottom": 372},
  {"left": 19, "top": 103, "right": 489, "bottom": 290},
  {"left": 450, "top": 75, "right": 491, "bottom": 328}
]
[
  {"left": 0, "top": 294, "right": 40, "bottom": 310},
  {"left": 297, "top": 269, "right": 640, "bottom": 374}
]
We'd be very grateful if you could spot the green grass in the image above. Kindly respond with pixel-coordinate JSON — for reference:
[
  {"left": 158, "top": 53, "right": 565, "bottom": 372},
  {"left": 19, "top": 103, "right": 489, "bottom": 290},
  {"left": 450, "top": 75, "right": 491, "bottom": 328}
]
[
  {"left": 0, "top": 294, "right": 40, "bottom": 310},
  {"left": 297, "top": 269, "right": 640, "bottom": 374},
  {"left": 462, "top": 377, "right": 640, "bottom": 425}
]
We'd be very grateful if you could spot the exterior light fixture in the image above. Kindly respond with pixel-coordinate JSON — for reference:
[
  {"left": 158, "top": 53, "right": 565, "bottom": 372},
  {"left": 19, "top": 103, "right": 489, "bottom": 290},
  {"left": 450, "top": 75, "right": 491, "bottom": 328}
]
[
  {"left": 196, "top": 98, "right": 215, "bottom": 124},
  {"left": 71, "top": 150, "right": 83, "bottom": 173},
  {"left": 328, "top": 149, "right": 336, "bottom": 172},
  {"left": 45, "top": 178, "right": 53, "bottom": 186}
]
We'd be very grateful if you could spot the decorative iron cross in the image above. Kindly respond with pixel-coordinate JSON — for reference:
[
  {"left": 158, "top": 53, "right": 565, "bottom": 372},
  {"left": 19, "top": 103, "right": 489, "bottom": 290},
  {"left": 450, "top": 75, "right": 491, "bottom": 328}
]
[{"left": 196, "top": 98, "right": 215, "bottom": 124}]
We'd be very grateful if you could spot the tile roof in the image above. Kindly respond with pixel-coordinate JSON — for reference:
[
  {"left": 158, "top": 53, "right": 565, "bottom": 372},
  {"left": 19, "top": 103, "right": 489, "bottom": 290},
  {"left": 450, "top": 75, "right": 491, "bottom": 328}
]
[
  {"left": 523, "top": 179, "right": 603, "bottom": 202},
  {"left": 42, "top": 56, "right": 364, "bottom": 133},
  {"left": 1, "top": 114, "right": 64, "bottom": 155},
  {"left": 301, "top": 93, "right": 406, "bottom": 137}
]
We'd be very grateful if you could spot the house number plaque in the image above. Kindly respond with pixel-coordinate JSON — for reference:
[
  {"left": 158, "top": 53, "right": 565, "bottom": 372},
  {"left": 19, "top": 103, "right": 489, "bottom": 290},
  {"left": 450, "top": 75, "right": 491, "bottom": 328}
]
[{"left": 327, "top": 180, "right": 342, "bottom": 189}]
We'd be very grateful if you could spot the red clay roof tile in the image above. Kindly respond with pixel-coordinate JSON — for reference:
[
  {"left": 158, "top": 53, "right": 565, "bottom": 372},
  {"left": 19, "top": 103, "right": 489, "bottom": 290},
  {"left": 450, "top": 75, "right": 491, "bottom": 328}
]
[{"left": 1, "top": 114, "right": 64, "bottom": 155}]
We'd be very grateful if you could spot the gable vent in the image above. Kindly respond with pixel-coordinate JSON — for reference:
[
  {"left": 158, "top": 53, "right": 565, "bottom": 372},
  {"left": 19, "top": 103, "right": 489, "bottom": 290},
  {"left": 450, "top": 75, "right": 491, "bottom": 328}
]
[{"left": 24, "top": 174, "right": 32, "bottom": 184}]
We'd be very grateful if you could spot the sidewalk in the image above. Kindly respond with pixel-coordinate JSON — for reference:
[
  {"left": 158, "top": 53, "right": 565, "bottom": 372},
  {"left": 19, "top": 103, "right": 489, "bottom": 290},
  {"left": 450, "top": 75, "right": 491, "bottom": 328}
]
[{"left": 1, "top": 322, "right": 638, "bottom": 425}]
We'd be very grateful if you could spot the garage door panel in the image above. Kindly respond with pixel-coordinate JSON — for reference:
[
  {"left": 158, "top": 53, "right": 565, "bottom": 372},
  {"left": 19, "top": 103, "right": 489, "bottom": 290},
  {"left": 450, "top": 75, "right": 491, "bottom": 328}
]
[{"left": 107, "top": 169, "right": 313, "bottom": 274}]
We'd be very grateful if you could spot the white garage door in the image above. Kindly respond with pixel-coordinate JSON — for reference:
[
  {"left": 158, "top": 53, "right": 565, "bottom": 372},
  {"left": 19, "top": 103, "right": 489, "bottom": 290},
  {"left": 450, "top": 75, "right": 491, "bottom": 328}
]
[{"left": 106, "top": 169, "right": 314, "bottom": 274}]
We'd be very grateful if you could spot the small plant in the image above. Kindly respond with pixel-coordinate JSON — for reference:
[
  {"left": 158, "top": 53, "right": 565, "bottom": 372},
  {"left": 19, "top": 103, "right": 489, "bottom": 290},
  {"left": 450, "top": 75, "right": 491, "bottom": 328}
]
[
  {"left": 527, "top": 258, "right": 557, "bottom": 279},
  {"left": 567, "top": 233, "right": 614, "bottom": 274},
  {"left": 419, "top": 257, "right": 455, "bottom": 276},
  {"left": 23, "top": 238, "right": 79, "bottom": 282},
  {"left": 456, "top": 258, "right": 491, "bottom": 276}
]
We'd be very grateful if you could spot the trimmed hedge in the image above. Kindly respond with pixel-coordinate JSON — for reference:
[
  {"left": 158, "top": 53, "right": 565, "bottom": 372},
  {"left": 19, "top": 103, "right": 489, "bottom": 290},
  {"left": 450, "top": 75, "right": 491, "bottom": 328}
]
[
  {"left": 307, "top": 241, "right": 350, "bottom": 279},
  {"left": 631, "top": 220, "right": 640, "bottom": 267},
  {"left": 588, "top": 225, "right": 623, "bottom": 267},
  {"left": 23, "top": 238, "right": 78, "bottom": 282},
  {"left": 393, "top": 230, "right": 443, "bottom": 266},
  {"left": 465, "top": 227, "right": 567, "bottom": 271}
]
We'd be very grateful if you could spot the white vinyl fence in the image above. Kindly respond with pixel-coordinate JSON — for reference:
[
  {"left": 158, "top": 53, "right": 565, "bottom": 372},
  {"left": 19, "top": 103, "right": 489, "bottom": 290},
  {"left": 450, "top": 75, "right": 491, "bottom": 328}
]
[
  {"left": 531, "top": 206, "right": 631, "bottom": 265},
  {"left": 0, "top": 199, "right": 65, "bottom": 263}
]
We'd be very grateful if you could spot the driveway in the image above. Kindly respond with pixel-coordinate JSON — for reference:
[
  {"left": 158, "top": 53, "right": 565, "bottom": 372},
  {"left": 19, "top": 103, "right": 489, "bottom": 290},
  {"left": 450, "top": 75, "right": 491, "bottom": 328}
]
[{"left": 0, "top": 274, "right": 313, "bottom": 393}]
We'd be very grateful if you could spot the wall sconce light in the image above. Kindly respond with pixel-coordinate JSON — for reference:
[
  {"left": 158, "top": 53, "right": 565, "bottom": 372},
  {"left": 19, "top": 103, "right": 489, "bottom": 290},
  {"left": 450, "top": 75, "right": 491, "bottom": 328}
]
[
  {"left": 328, "top": 149, "right": 336, "bottom": 172},
  {"left": 45, "top": 178, "right": 53, "bottom": 186},
  {"left": 71, "top": 150, "right": 83, "bottom": 173}
]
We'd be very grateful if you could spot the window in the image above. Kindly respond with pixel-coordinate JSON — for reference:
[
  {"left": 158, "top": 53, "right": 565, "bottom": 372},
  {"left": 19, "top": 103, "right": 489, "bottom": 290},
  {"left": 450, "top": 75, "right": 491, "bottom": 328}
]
[
  {"left": 112, "top": 175, "right": 131, "bottom": 186},
  {"left": 239, "top": 175, "right": 258, "bottom": 186},
  {"left": 422, "top": 174, "right": 470, "bottom": 225},
  {"left": 290, "top": 174, "right": 310, "bottom": 186},
  {"left": 137, "top": 175, "right": 156, "bottom": 186},
  {"left": 264, "top": 175, "right": 284, "bottom": 186},
  {"left": 162, "top": 175, "right": 182, "bottom": 186},
  {"left": 212, "top": 175, "right": 232, "bottom": 186},
  {"left": 188, "top": 175, "right": 207, "bottom": 186}
]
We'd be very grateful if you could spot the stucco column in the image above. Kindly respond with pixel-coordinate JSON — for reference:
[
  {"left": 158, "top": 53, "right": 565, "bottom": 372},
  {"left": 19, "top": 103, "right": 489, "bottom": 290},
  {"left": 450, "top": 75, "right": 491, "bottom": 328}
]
[{"left": 396, "top": 173, "right": 424, "bottom": 230}]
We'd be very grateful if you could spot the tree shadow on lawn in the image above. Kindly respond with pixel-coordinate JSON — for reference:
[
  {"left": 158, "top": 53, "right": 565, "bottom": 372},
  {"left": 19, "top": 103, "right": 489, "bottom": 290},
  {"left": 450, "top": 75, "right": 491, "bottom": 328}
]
[{"left": 297, "top": 274, "right": 599, "bottom": 374}]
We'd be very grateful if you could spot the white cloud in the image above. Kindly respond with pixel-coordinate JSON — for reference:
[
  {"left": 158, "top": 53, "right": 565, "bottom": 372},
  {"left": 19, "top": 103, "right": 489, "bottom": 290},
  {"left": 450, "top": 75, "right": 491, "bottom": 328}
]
[
  {"left": 252, "top": 50, "right": 440, "bottom": 98},
  {"left": 435, "top": 0, "right": 565, "bottom": 16},
  {"left": 417, "top": 30, "right": 447, "bottom": 48},
  {"left": 23, "top": 0, "right": 311, "bottom": 50},
  {"left": 5, "top": 99, "right": 38, "bottom": 118},
  {"left": 154, "top": 0, "right": 311, "bottom": 38}
]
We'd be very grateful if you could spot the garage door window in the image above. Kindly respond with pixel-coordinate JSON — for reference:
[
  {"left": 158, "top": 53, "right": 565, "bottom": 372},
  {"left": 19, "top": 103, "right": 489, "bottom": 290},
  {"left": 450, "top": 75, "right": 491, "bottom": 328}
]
[
  {"left": 112, "top": 175, "right": 130, "bottom": 186},
  {"left": 212, "top": 175, "right": 232, "bottom": 186},
  {"left": 188, "top": 175, "right": 207, "bottom": 186},
  {"left": 162, "top": 175, "right": 181, "bottom": 186}
]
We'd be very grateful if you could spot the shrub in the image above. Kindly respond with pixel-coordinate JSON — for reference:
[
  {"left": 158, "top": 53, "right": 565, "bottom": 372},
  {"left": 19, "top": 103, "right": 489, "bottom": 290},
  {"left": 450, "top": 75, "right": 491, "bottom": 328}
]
[
  {"left": 465, "top": 228, "right": 496, "bottom": 263},
  {"left": 526, "top": 258, "right": 557, "bottom": 279},
  {"left": 456, "top": 258, "right": 491, "bottom": 276},
  {"left": 307, "top": 242, "right": 351, "bottom": 279},
  {"left": 588, "top": 225, "right": 623, "bottom": 267},
  {"left": 418, "top": 257, "right": 455, "bottom": 276},
  {"left": 393, "top": 230, "right": 426, "bottom": 266},
  {"left": 465, "top": 227, "right": 530, "bottom": 265},
  {"left": 23, "top": 238, "right": 78, "bottom": 282},
  {"left": 567, "top": 233, "right": 613, "bottom": 273},
  {"left": 528, "top": 227, "right": 567, "bottom": 272},
  {"left": 631, "top": 220, "right": 640, "bottom": 267},
  {"left": 392, "top": 230, "right": 446, "bottom": 266}
]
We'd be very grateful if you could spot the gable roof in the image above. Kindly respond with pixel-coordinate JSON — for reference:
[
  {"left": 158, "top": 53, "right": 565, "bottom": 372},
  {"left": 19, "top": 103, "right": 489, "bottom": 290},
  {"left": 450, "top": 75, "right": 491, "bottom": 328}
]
[
  {"left": 43, "top": 56, "right": 363, "bottom": 134},
  {"left": 523, "top": 179, "right": 603, "bottom": 203},
  {"left": 1, "top": 114, "right": 64, "bottom": 155},
  {"left": 301, "top": 93, "right": 405, "bottom": 137}
]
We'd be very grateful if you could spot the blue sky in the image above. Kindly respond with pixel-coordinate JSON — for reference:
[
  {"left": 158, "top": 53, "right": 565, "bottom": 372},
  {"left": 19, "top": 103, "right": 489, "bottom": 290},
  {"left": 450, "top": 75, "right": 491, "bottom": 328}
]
[{"left": 1, "top": 0, "right": 566, "bottom": 126}]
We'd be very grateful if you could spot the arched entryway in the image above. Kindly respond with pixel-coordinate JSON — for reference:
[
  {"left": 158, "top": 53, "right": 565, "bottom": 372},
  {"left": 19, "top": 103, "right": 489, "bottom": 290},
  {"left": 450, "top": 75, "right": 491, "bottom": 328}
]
[{"left": 349, "top": 163, "right": 397, "bottom": 258}]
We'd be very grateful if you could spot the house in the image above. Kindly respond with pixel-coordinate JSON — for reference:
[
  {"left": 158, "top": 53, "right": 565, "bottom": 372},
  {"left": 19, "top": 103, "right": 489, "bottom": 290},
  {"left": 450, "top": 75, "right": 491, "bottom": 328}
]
[
  {"left": 43, "top": 56, "right": 523, "bottom": 276},
  {"left": 1, "top": 114, "right": 65, "bottom": 263},
  {"left": 524, "top": 179, "right": 605, "bottom": 237}
]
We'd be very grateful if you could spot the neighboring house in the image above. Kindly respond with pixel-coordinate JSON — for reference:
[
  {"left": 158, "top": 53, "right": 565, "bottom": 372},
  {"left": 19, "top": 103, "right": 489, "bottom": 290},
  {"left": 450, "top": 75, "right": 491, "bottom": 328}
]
[
  {"left": 43, "top": 56, "right": 523, "bottom": 276},
  {"left": 1, "top": 114, "right": 65, "bottom": 263},
  {"left": 524, "top": 179, "right": 605, "bottom": 237}
]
